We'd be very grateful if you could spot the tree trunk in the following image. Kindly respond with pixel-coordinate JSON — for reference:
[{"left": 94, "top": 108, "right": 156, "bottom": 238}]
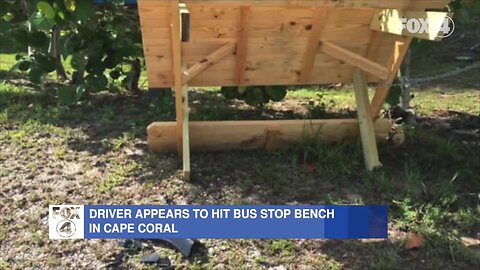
[
  {"left": 49, "top": 25, "right": 67, "bottom": 80},
  {"left": 401, "top": 49, "right": 412, "bottom": 109},
  {"left": 128, "top": 58, "right": 141, "bottom": 94}
]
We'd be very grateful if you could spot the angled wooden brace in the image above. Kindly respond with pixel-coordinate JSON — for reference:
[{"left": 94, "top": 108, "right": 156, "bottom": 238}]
[
  {"left": 370, "top": 36, "right": 413, "bottom": 118},
  {"left": 319, "top": 40, "right": 390, "bottom": 80},
  {"left": 183, "top": 42, "right": 236, "bottom": 84}
]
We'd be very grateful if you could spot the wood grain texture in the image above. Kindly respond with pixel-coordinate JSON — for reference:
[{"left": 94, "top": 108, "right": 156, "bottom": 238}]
[
  {"left": 235, "top": 6, "right": 250, "bottom": 84},
  {"left": 170, "top": 1, "right": 183, "bottom": 153},
  {"left": 140, "top": 1, "right": 450, "bottom": 9},
  {"left": 183, "top": 42, "right": 236, "bottom": 84},
  {"left": 299, "top": 7, "right": 329, "bottom": 83},
  {"left": 138, "top": 1, "right": 448, "bottom": 87},
  {"left": 353, "top": 69, "right": 381, "bottom": 170},
  {"left": 147, "top": 118, "right": 393, "bottom": 152},
  {"left": 319, "top": 40, "right": 389, "bottom": 80},
  {"left": 370, "top": 36, "right": 413, "bottom": 117},
  {"left": 181, "top": 69, "right": 190, "bottom": 180}
]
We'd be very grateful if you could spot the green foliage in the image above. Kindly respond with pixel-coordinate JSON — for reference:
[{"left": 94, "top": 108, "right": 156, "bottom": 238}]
[
  {"left": 1, "top": 0, "right": 143, "bottom": 104},
  {"left": 384, "top": 81, "right": 402, "bottom": 109},
  {"left": 220, "top": 85, "right": 288, "bottom": 106},
  {"left": 265, "top": 85, "right": 287, "bottom": 102},
  {"left": 30, "top": 11, "right": 56, "bottom": 30},
  {"left": 449, "top": 0, "right": 480, "bottom": 24},
  {"left": 57, "top": 84, "right": 84, "bottom": 105}
]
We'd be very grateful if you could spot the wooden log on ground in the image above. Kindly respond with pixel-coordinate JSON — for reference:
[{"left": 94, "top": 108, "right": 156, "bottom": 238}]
[{"left": 147, "top": 118, "right": 393, "bottom": 152}]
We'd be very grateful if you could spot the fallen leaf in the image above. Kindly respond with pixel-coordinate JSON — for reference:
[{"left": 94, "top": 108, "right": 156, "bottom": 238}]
[
  {"left": 304, "top": 163, "right": 316, "bottom": 172},
  {"left": 405, "top": 232, "right": 424, "bottom": 249}
]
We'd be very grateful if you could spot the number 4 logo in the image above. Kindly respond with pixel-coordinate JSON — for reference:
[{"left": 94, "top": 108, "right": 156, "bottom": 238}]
[{"left": 438, "top": 16, "right": 455, "bottom": 38}]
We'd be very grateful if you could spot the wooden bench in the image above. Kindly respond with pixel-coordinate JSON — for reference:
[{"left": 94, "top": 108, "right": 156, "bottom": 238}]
[{"left": 137, "top": 0, "right": 451, "bottom": 179}]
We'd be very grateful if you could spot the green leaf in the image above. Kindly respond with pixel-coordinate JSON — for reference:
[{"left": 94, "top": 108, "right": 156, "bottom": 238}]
[
  {"left": 385, "top": 83, "right": 402, "bottom": 108},
  {"left": 18, "top": 60, "right": 31, "bottom": 71},
  {"left": 57, "top": 10, "right": 65, "bottom": 20},
  {"left": 265, "top": 85, "right": 287, "bottom": 102},
  {"left": 87, "top": 39, "right": 103, "bottom": 60},
  {"left": 104, "top": 55, "right": 121, "bottom": 69},
  {"left": 70, "top": 52, "right": 86, "bottom": 70},
  {"left": 75, "top": 0, "right": 94, "bottom": 22},
  {"left": 37, "top": 1, "right": 56, "bottom": 19},
  {"left": 64, "top": 0, "right": 76, "bottom": 12},
  {"left": 34, "top": 54, "right": 55, "bottom": 72},
  {"left": 30, "top": 11, "right": 56, "bottom": 31},
  {"left": 2, "top": 12, "right": 14, "bottom": 22},
  {"left": 221, "top": 86, "right": 240, "bottom": 100},
  {"left": 245, "top": 87, "right": 265, "bottom": 106},
  {"left": 28, "top": 67, "right": 45, "bottom": 84},
  {"left": 87, "top": 59, "right": 106, "bottom": 75},
  {"left": 109, "top": 69, "right": 121, "bottom": 80},
  {"left": 86, "top": 73, "right": 108, "bottom": 91},
  {"left": 63, "top": 33, "right": 82, "bottom": 56},
  {"left": 57, "top": 85, "right": 85, "bottom": 105},
  {"left": 30, "top": 31, "right": 49, "bottom": 49},
  {"left": 11, "top": 29, "right": 30, "bottom": 45}
]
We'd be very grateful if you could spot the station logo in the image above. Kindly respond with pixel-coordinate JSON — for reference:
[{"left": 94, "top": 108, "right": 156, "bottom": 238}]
[
  {"left": 400, "top": 16, "right": 455, "bottom": 38},
  {"left": 49, "top": 205, "right": 84, "bottom": 239}
]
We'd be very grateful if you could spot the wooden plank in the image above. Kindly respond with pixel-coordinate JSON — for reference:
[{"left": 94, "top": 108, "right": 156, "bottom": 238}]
[
  {"left": 138, "top": 2, "right": 446, "bottom": 87},
  {"left": 371, "top": 9, "right": 452, "bottom": 41},
  {"left": 181, "top": 64, "right": 191, "bottom": 180},
  {"left": 170, "top": 0, "right": 183, "bottom": 154},
  {"left": 264, "top": 126, "right": 282, "bottom": 151},
  {"left": 370, "top": 36, "right": 412, "bottom": 118},
  {"left": 235, "top": 6, "right": 250, "bottom": 85},
  {"left": 319, "top": 40, "right": 389, "bottom": 80},
  {"left": 365, "top": 31, "right": 383, "bottom": 60},
  {"left": 299, "top": 7, "right": 329, "bottom": 83},
  {"left": 139, "top": 1, "right": 451, "bottom": 10},
  {"left": 147, "top": 118, "right": 393, "bottom": 152},
  {"left": 353, "top": 69, "right": 381, "bottom": 171},
  {"left": 183, "top": 42, "right": 236, "bottom": 84}
]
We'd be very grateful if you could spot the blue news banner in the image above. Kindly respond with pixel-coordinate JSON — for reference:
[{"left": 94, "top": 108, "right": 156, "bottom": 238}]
[{"left": 48, "top": 205, "right": 388, "bottom": 239}]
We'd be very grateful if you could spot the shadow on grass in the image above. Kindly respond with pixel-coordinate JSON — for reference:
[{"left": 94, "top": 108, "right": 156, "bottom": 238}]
[
  {"left": 318, "top": 238, "right": 479, "bottom": 269},
  {"left": 179, "top": 126, "right": 480, "bottom": 268},
  {"left": 0, "top": 82, "right": 345, "bottom": 156},
  {"left": 2, "top": 80, "right": 479, "bottom": 268}
]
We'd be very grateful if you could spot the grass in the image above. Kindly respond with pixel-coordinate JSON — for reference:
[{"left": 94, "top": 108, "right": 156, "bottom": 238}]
[
  {"left": 1, "top": 78, "right": 479, "bottom": 268},
  {"left": 0, "top": 53, "right": 16, "bottom": 70},
  {"left": 412, "top": 86, "right": 480, "bottom": 116},
  {"left": 0, "top": 56, "right": 479, "bottom": 268}
]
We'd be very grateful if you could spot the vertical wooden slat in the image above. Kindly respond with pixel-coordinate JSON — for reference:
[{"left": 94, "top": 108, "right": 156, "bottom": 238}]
[
  {"left": 181, "top": 64, "right": 191, "bottom": 180},
  {"left": 299, "top": 7, "right": 329, "bottom": 83},
  {"left": 370, "top": 36, "right": 413, "bottom": 118},
  {"left": 235, "top": 6, "right": 250, "bottom": 85},
  {"left": 170, "top": 0, "right": 183, "bottom": 154},
  {"left": 353, "top": 69, "right": 381, "bottom": 171}
]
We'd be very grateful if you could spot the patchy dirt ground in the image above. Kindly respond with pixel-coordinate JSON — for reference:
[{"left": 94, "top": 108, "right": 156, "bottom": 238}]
[{"left": 0, "top": 80, "right": 479, "bottom": 269}]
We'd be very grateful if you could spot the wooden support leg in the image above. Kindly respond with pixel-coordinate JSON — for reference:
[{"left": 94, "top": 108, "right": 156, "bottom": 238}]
[
  {"left": 353, "top": 69, "right": 381, "bottom": 171},
  {"left": 181, "top": 64, "right": 191, "bottom": 180},
  {"left": 170, "top": 1, "right": 190, "bottom": 179}
]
